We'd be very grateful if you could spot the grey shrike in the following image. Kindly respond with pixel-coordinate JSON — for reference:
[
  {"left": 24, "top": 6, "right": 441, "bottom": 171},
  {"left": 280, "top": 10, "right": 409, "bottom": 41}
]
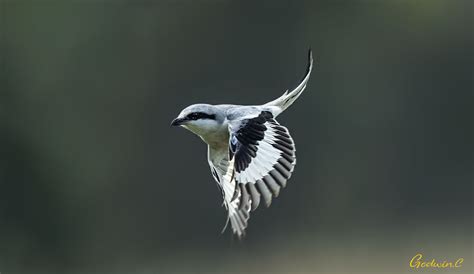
[{"left": 171, "top": 50, "right": 313, "bottom": 237}]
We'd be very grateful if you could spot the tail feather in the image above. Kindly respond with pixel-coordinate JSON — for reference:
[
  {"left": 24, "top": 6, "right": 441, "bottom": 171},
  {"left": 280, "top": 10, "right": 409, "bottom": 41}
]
[{"left": 265, "top": 49, "right": 314, "bottom": 116}]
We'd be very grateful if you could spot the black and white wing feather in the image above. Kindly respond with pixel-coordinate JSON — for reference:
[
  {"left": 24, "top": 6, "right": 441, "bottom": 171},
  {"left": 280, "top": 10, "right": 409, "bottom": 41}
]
[
  {"left": 208, "top": 150, "right": 251, "bottom": 238},
  {"left": 228, "top": 111, "right": 296, "bottom": 211}
]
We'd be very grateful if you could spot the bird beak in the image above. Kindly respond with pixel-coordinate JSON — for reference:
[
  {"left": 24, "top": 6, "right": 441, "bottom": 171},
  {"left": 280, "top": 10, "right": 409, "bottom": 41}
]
[{"left": 171, "top": 117, "right": 185, "bottom": 126}]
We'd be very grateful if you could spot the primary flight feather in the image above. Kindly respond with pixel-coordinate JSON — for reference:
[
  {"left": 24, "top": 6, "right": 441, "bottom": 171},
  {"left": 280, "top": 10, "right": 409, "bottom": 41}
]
[{"left": 171, "top": 50, "right": 313, "bottom": 237}]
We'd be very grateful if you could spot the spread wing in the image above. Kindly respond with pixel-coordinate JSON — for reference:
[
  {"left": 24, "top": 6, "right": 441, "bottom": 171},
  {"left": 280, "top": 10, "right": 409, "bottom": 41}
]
[
  {"left": 228, "top": 110, "right": 297, "bottom": 211},
  {"left": 209, "top": 110, "right": 297, "bottom": 237}
]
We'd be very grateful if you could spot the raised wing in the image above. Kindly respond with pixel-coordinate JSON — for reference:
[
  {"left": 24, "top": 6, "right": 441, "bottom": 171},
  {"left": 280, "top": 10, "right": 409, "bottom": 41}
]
[{"left": 228, "top": 111, "right": 296, "bottom": 211}]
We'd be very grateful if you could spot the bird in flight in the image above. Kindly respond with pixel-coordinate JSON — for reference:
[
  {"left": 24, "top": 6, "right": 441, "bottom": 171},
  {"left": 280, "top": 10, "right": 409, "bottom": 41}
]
[{"left": 171, "top": 50, "right": 313, "bottom": 237}]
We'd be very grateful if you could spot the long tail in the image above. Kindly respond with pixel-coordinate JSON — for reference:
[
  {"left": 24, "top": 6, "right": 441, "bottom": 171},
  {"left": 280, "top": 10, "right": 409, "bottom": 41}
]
[{"left": 264, "top": 49, "right": 314, "bottom": 116}]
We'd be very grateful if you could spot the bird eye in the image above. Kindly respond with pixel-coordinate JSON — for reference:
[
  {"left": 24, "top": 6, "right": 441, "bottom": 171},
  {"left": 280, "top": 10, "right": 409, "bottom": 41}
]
[{"left": 188, "top": 113, "right": 198, "bottom": 120}]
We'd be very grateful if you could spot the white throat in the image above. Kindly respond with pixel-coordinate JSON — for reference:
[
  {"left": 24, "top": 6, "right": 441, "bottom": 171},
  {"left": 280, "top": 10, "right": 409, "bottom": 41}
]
[{"left": 183, "top": 120, "right": 229, "bottom": 148}]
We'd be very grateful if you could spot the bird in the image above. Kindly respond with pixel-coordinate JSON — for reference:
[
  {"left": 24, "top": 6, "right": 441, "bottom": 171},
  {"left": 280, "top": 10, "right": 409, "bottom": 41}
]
[{"left": 171, "top": 49, "right": 313, "bottom": 237}]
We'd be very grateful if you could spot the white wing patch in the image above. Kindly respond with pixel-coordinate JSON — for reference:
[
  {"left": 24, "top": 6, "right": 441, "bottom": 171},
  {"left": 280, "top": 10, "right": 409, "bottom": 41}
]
[{"left": 236, "top": 125, "right": 281, "bottom": 183}]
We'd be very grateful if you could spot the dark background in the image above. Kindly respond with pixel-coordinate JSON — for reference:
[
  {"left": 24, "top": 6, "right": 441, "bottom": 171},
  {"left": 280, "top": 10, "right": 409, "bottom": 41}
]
[{"left": 1, "top": 0, "right": 472, "bottom": 273}]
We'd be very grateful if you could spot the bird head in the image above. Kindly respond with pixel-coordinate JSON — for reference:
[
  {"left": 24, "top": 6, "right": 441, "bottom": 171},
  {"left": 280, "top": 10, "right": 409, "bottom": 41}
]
[{"left": 171, "top": 104, "right": 225, "bottom": 140}]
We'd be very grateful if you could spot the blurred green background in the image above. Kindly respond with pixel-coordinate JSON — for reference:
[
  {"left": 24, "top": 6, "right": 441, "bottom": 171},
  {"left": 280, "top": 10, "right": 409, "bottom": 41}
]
[{"left": 1, "top": 0, "right": 472, "bottom": 273}]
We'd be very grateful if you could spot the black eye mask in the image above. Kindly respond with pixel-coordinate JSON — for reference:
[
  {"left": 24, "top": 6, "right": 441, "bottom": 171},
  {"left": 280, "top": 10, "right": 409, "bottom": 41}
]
[{"left": 187, "top": 112, "right": 216, "bottom": 120}]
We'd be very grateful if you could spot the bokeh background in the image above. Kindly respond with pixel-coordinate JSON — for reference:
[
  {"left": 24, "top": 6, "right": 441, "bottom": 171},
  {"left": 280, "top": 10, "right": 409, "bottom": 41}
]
[{"left": 1, "top": 0, "right": 472, "bottom": 273}]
